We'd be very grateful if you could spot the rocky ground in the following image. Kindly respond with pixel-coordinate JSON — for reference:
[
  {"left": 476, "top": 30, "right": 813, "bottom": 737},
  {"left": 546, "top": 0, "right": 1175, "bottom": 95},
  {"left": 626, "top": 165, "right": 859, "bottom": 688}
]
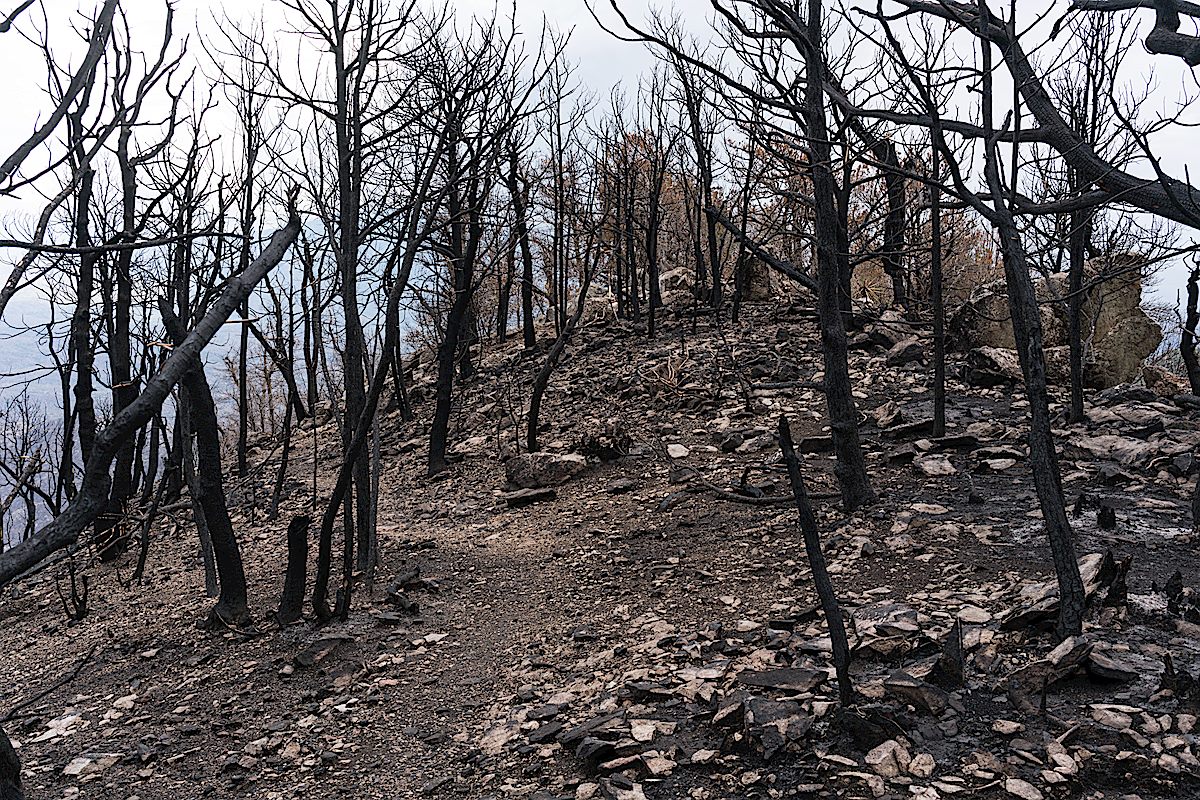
[{"left": 2, "top": 300, "right": 1200, "bottom": 800}]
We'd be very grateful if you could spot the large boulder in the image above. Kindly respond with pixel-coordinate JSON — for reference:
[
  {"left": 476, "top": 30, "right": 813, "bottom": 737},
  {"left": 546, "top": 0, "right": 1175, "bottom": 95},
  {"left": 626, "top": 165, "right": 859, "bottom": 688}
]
[
  {"left": 658, "top": 265, "right": 700, "bottom": 307},
  {"left": 582, "top": 284, "right": 617, "bottom": 324},
  {"left": 505, "top": 452, "right": 588, "bottom": 489},
  {"left": 886, "top": 337, "right": 925, "bottom": 367},
  {"left": 950, "top": 258, "right": 1162, "bottom": 388},
  {"left": 1143, "top": 364, "right": 1188, "bottom": 397},
  {"left": 965, "top": 346, "right": 1022, "bottom": 387},
  {"left": 867, "top": 308, "right": 918, "bottom": 350},
  {"left": 1091, "top": 314, "right": 1163, "bottom": 388},
  {"left": 659, "top": 265, "right": 694, "bottom": 295}
]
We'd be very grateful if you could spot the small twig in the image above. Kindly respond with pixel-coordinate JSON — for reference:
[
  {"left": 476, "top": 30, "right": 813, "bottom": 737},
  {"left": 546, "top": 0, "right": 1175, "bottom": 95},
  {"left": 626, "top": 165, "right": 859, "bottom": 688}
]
[
  {"left": 202, "top": 612, "right": 265, "bottom": 639},
  {"left": 1, "top": 642, "right": 100, "bottom": 723},
  {"left": 751, "top": 380, "right": 826, "bottom": 392},
  {"left": 676, "top": 465, "right": 839, "bottom": 506}
]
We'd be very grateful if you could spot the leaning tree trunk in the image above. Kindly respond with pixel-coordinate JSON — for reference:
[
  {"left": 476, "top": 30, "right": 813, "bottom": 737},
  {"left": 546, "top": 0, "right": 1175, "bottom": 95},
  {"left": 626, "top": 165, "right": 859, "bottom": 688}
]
[
  {"left": 0, "top": 204, "right": 300, "bottom": 591},
  {"left": 248, "top": 323, "right": 308, "bottom": 423},
  {"left": 427, "top": 180, "right": 478, "bottom": 476},
  {"left": 528, "top": 270, "right": 595, "bottom": 453},
  {"left": 161, "top": 304, "right": 250, "bottom": 628},
  {"left": 131, "top": 462, "right": 171, "bottom": 585},
  {"left": 315, "top": 242, "right": 413, "bottom": 615},
  {"left": 268, "top": 400, "right": 296, "bottom": 520},
  {"left": 995, "top": 224, "right": 1086, "bottom": 638},
  {"left": 779, "top": 415, "right": 854, "bottom": 706},
  {"left": 975, "top": 20, "right": 1086, "bottom": 639}
]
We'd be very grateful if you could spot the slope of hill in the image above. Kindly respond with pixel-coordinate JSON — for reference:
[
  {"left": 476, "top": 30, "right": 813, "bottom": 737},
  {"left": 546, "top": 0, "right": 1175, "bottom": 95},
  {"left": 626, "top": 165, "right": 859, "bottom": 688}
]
[{"left": 1, "top": 300, "right": 1199, "bottom": 800}]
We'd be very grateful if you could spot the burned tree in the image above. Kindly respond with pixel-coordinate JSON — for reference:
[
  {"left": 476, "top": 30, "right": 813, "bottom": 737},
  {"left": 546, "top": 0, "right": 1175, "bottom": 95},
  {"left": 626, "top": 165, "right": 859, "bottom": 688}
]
[
  {"left": 0, "top": 199, "right": 301, "bottom": 591},
  {"left": 778, "top": 415, "right": 854, "bottom": 706}
]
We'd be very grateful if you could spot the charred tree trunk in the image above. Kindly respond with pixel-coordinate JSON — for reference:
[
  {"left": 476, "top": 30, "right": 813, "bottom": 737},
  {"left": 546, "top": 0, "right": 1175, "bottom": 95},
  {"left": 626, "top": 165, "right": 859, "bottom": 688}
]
[
  {"left": 331, "top": 31, "right": 372, "bottom": 614},
  {"left": 0, "top": 725, "right": 20, "bottom": 800},
  {"left": 881, "top": 143, "right": 908, "bottom": 313},
  {"left": 179, "top": 390, "right": 218, "bottom": 598},
  {"left": 646, "top": 185, "right": 662, "bottom": 339},
  {"left": 996, "top": 225, "right": 1086, "bottom": 638},
  {"left": 277, "top": 513, "right": 309, "bottom": 625},
  {"left": 70, "top": 172, "right": 98, "bottom": 479},
  {"left": 975, "top": 23, "right": 1086, "bottom": 640},
  {"left": 131, "top": 461, "right": 171, "bottom": 585},
  {"left": 269, "top": 400, "right": 295, "bottom": 520},
  {"left": 1183, "top": 267, "right": 1200, "bottom": 395},
  {"left": 315, "top": 231, "right": 414, "bottom": 616},
  {"left": 613, "top": 174, "right": 627, "bottom": 320},
  {"left": 428, "top": 269, "right": 473, "bottom": 475},
  {"left": 731, "top": 127, "right": 759, "bottom": 325},
  {"left": 428, "top": 163, "right": 480, "bottom": 476},
  {"left": 247, "top": 323, "right": 309, "bottom": 422},
  {"left": 237, "top": 301, "right": 251, "bottom": 479},
  {"left": 498, "top": 232, "right": 514, "bottom": 342},
  {"left": 300, "top": 236, "right": 321, "bottom": 417},
  {"left": 804, "top": 0, "right": 874, "bottom": 511},
  {"left": 528, "top": 273, "right": 595, "bottom": 453},
  {"left": 391, "top": 341, "right": 413, "bottom": 422},
  {"left": 506, "top": 148, "right": 536, "bottom": 350},
  {"left": 97, "top": 123, "right": 139, "bottom": 562},
  {"left": 1067, "top": 183, "right": 1091, "bottom": 423},
  {"left": 625, "top": 179, "right": 640, "bottom": 321},
  {"left": 779, "top": 415, "right": 854, "bottom": 706},
  {"left": 835, "top": 166, "right": 854, "bottom": 318},
  {"left": 236, "top": 138, "right": 259, "bottom": 482},
  {"left": 1193, "top": 472, "right": 1200, "bottom": 534},
  {"left": 458, "top": 302, "right": 479, "bottom": 382},
  {"left": 930, "top": 150, "right": 947, "bottom": 438},
  {"left": 161, "top": 304, "right": 250, "bottom": 628}
]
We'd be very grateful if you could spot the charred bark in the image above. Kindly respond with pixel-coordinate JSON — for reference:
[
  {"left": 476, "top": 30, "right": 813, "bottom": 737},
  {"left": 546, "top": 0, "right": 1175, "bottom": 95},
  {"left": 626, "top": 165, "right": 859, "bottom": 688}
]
[
  {"left": 778, "top": 415, "right": 854, "bottom": 706},
  {"left": 0, "top": 203, "right": 299, "bottom": 591},
  {"left": 803, "top": 0, "right": 874, "bottom": 511},
  {"left": 277, "top": 514, "right": 310, "bottom": 625},
  {"left": 161, "top": 304, "right": 250, "bottom": 628},
  {"left": 1067, "top": 192, "right": 1091, "bottom": 423},
  {"left": 930, "top": 149, "right": 947, "bottom": 437},
  {"left": 1183, "top": 266, "right": 1200, "bottom": 395},
  {"left": 0, "top": 725, "right": 20, "bottom": 800}
]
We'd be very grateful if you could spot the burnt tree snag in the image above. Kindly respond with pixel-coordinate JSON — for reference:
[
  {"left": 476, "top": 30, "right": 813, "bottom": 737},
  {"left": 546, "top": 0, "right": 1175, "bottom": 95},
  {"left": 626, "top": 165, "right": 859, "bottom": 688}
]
[
  {"left": 0, "top": 726, "right": 19, "bottom": 800},
  {"left": 161, "top": 303, "right": 250, "bottom": 629},
  {"left": 779, "top": 414, "right": 854, "bottom": 707},
  {"left": 277, "top": 514, "right": 310, "bottom": 625},
  {"left": 0, "top": 200, "right": 300, "bottom": 591}
]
